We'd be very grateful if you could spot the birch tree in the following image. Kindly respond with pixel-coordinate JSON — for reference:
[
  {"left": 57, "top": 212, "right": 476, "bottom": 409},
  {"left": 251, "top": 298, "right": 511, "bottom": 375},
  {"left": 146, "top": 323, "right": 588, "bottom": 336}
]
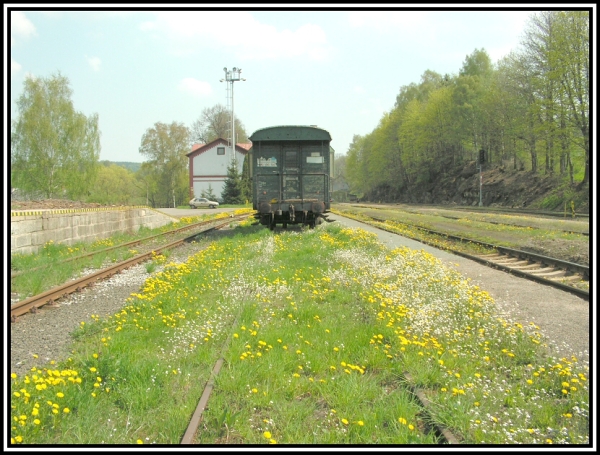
[{"left": 11, "top": 72, "right": 100, "bottom": 198}]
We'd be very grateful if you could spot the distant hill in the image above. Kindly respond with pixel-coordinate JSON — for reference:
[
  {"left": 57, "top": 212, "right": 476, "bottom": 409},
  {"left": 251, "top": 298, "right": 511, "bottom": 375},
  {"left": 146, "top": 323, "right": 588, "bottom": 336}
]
[{"left": 108, "top": 161, "right": 142, "bottom": 173}]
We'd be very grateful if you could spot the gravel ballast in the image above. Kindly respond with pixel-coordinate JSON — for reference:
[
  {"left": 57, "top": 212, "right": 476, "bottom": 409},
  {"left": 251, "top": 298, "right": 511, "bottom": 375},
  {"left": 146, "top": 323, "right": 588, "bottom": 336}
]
[{"left": 8, "top": 216, "right": 590, "bottom": 378}]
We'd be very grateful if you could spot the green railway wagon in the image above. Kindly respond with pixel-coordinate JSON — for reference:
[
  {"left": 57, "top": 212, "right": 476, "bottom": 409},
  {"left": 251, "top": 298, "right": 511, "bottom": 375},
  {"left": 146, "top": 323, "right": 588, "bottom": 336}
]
[{"left": 248, "top": 125, "right": 334, "bottom": 229}]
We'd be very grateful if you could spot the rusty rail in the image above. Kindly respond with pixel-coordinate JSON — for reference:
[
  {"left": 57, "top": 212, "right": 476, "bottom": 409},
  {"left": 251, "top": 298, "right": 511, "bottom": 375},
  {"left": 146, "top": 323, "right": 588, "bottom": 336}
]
[{"left": 11, "top": 217, "right": 246, "bottom": 320}]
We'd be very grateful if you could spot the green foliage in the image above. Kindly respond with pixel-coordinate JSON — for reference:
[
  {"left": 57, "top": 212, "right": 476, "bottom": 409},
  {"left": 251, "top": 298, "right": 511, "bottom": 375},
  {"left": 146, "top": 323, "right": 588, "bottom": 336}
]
[
  {"left": 345, "top": 14, "right": 589, "bottom": 200},
  {"left": 221, "top": 160, "right": 244, "bottom": 204},
  {"left": 200, "top": 184, "right": 218, "bottom": 201},
  {"left": 539, "top": 180, "right": 589, "bottom": 212},
  {"left": 138, "top": 121, "right": 190, "bottom": 208},
  {"left": 11, "top": 72, "right": 100, "bottom": 199},
  {"left": 111, "top": 161, "right": 141, "bottom": 173},
  {"left": 240, "top": 154, "right": 252, "bottom": 203},
  {"left": 88, "top": 164, "right": 144, "bottom": 205}
]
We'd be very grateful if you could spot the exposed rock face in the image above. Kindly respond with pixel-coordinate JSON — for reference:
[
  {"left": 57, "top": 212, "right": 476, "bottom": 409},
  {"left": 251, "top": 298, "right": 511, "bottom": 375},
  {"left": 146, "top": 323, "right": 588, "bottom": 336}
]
[{"left": 365, "top": 162, "right": 589, "bottom": 213}]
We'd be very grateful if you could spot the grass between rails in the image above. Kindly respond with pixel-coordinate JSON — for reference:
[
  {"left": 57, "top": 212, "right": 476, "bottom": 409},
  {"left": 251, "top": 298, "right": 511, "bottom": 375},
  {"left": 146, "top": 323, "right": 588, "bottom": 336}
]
[
  {"left": 331, "top": 207, "right": 588, "bottom": 259},
  {"left": 10, "top": 211, "right": 247, "bottom": 298},
  {"left": 10, "top": 220, "right": 589, "bottom": 445},
  {"left": 336, "top": 205, "right": 589, "bottom": 250}
]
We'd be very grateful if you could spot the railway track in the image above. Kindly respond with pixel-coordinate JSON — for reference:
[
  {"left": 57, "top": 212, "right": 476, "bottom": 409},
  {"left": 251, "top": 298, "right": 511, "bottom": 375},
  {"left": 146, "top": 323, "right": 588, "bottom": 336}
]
[
  {"left": 10, "top": 211, "right": 588, "bottom": 444},
  {"left": 10, "top": 215, "right": 233, "bottom": 279},
  {"left": 348, "top": 203, "right": 589, "bottom": 220},
  {"left": 180, "top": 317, "right": 459, "bottom": 445},
  {"left": 434, "top": 213, "right": 589, "bottom": 236},
  {"left": 10, "top": 215, "right": 247, "bottom": 320},
  {"left": 11, "top": 212, "right": 460, "bottom": 445},
  {"left": 334, "top": 210, "right": 589, "bottom": 301}
]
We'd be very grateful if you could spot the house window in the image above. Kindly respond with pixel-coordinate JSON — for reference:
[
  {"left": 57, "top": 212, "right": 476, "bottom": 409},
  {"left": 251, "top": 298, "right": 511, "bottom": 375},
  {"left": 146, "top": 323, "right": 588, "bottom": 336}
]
[{"left": 217, "top": 147, "right": 225, "bottom": 155}]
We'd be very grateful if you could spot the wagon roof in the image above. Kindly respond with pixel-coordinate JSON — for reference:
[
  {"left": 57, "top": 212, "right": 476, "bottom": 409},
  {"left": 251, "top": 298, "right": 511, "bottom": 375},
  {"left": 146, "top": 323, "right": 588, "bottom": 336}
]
[{"left": 249, "top": 125, "right": 332, "bottom": 142}]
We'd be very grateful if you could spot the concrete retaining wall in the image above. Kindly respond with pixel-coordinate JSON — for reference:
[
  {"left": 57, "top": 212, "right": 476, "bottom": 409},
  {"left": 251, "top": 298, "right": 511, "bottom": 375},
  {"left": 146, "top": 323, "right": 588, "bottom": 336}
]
[{"left": 11, "top": 207, "right": 178, "bottom": 256}]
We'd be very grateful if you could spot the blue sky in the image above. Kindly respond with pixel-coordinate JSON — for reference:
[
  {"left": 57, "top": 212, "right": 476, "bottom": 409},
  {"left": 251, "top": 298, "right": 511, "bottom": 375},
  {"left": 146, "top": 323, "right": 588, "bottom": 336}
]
[{"left": 6, "top": 5, "right": 581, "bottom": 164}]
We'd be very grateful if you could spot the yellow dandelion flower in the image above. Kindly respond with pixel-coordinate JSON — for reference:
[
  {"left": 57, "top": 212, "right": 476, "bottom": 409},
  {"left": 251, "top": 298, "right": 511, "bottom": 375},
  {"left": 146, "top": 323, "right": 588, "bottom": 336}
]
[
  {"left": 341, "top": 418, "right": 349, "bottom": 425},
  {"left": 56, "top": 392, "right": 64, "bottom": 398},
  {"left": 263, "top": 431, "right": 271, "bottom": 439}
]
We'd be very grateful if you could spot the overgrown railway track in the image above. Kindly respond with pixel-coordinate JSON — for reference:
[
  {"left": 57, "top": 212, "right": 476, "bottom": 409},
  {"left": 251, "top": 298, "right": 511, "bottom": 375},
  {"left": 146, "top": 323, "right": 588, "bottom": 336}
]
[
  {"left": 180, "top": 320, "right": 460, "bottom": 445},
  {"left": 10, "top": 215, "right": 248, "bottom": 320},
  {"left": 333, "top": 209, "right": 589, "bottom": 301},
  {"left": 10, "top": 215, "right": 234, "bottom": 279}
]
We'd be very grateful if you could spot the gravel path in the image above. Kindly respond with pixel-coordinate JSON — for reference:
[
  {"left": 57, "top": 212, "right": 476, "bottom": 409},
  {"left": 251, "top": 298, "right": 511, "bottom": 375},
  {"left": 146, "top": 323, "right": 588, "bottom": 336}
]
[{"left": 8, "top": 215, "right": 591, "bottom": 378}]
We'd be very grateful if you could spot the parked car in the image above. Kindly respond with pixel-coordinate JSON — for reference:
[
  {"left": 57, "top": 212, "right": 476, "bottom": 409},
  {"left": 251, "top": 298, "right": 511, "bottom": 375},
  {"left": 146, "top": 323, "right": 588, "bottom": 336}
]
[{"left": 189, "top": 197, "right": 219, "bottom": 209}]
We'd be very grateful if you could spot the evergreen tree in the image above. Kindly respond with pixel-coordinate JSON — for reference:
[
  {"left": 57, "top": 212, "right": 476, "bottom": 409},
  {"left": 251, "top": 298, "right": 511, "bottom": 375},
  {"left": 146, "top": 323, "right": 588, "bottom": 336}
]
[
  {"left": 221, "top": 160, "right": 244, "bottom": 204},
  {"left": 240, "top": 154, "right": 252, "bottom": 204},
  {"left": 200, "top": 184, "right": 218, "bottom": 201}
]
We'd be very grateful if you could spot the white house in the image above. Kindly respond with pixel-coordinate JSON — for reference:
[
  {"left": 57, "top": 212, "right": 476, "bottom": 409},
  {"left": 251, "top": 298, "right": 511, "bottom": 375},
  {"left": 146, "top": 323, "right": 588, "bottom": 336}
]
[{"left": 187, "top": 138, "right": 251, "bottom": 201}]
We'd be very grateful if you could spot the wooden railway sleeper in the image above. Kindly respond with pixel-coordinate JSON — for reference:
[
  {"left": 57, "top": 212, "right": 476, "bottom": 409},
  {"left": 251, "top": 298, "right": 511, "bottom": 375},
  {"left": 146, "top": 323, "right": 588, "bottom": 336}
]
[
  {"left": 492, "top": 258, "right": 531, "bottom": 265},
  {"left": 550, "top": 274, "right": 581, "bottom": 282},
  {"left": 527, "top": 267, "right": 563, "bottom": 275},
  {"left": 509, "top": 263, "right": 548, "bottom": 271}
]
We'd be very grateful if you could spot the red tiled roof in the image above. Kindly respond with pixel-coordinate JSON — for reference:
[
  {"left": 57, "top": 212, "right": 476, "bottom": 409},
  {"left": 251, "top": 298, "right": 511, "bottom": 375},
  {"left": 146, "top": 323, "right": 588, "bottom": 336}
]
[
  {"left": 236, "top": 142, "right": 252, "bottom": 151},
  {"left": 188, "top": 139, "right": 252, "bottom": 156}
]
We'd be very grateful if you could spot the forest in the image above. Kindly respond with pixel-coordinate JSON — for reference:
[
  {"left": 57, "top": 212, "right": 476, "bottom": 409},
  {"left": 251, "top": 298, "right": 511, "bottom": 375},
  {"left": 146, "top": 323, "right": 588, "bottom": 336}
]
[
  {"left": 11, "top": 12, "right": 588, "bottom": 210},
  {"left": 344, "top": 11, "right": 589, "bottom": 203}
]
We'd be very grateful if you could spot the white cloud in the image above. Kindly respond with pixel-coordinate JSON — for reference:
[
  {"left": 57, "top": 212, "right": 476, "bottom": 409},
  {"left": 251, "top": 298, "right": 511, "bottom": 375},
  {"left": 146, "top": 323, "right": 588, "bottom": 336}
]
[
  {"left": 141, "top": 11, "right": 331, "bottom": 61},
  {"left": 86, "top": 55, "right": 102, "bottom": 71},
  {"left": 12, "top": 58, "right": 22, "bottom": 73},
  {"left": 179, "top": 78, "right": 213, "bottom": 98},
  {"left": 347, "top": 11, "right": 430, "bottom": 30},
  {"left": 11, "top": 11, "right": 36, "bottom": 38}
]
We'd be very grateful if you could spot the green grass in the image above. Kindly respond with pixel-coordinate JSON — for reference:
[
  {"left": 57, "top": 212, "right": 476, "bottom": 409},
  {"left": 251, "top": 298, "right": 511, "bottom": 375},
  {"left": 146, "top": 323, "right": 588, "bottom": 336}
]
[
  {"left": 332, "top": 206, "right": 588, "bottom": 259},
  {"left": 10, "top": 221, "right": 589, "bottom": 445},
  {"left": 10, "top": 213, "right": 233, "bottom": 297}
]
